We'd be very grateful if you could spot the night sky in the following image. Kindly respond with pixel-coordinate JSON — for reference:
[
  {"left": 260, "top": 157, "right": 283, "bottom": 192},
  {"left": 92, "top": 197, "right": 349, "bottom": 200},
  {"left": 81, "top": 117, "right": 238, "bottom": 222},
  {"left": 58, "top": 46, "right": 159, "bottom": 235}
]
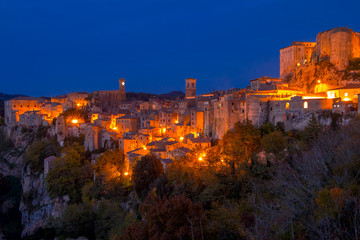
[{"left": 1, "top": 0, "right": 359, "bottom": 97}]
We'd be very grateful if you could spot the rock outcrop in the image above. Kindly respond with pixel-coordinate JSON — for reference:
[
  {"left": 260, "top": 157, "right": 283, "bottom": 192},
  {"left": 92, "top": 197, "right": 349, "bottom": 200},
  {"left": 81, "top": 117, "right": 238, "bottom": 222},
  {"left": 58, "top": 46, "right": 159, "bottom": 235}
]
[{"left": 20, "top": 164, "right": 69, "bottom": 237}]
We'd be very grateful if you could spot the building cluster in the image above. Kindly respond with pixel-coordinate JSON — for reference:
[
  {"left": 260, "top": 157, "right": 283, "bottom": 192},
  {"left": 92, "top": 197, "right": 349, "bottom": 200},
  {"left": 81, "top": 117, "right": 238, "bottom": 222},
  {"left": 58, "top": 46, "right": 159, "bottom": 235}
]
[{"left": 4, "top": 27, "right": 360, "bottom": 167}]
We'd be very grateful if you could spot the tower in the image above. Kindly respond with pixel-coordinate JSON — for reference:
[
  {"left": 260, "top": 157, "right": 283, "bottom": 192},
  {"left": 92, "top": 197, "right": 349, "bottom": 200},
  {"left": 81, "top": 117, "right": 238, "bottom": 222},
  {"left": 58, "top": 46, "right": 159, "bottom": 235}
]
[
  {"left": 185, "top": 78, "right": 196, "bottom": 99},
  {"left": 119, "top": 78, "right": 126, "bottom": 101}
]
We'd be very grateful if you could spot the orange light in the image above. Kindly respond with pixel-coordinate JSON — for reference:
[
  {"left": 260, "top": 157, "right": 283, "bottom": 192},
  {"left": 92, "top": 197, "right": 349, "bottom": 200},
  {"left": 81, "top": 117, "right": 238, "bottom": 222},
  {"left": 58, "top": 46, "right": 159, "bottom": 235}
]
[
  {"left": 317, "top": 80, "right": 321, "bottom": 83},
  {"left": 198, "top": 157, "right": 203, "bottom": 161},
  {"left": 180, "top": 136, "right": 184, "bottom": 141},
  {"left": 162, "top": 128, "right": 166, "bottom": 133},
  {"left": 124, "top": 172, "right": 128, "bottom": 176},
  {"left": 112, "top": 127, "right": 118, "bottom": 131},
  {"left": 175, "top": 120, "right": 178, "bottom": 124},
  {"left": 71, "top": 119, "right": 78, "bottom": 124},
  {"left": 343, "top": 97, "right": 350, "bottom": 101},
  {"left": 77, "top": 103, "right": 81, "bottom": 107}
]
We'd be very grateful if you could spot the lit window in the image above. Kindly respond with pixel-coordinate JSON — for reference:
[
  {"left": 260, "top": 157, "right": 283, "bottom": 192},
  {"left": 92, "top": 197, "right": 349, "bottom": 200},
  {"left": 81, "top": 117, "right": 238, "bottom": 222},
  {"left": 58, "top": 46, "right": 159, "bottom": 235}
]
[
  {"left": 286, "top": 103, "right": 290, "bottom": 109},
  {"left": 304, "top": 101, "right": 308, "bottom": 109},
  {"left": 345, "top": 92, "right": 348, "bottom": 96}
]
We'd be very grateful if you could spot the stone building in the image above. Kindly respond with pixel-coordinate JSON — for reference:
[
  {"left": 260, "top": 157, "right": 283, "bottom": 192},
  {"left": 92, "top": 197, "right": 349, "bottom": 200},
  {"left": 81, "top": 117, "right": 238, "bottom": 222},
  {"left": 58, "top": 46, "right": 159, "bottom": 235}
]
[
  {"left": 280, "top": 41, "right": 316, "bottom": 77},
  {"left": 269, "top": 96, "right": 334, "bottom": 130},
  {"left": 18, "top": 111, "right": 46, "bottom": 128},
  {"left": 93, "top": 78, "right": 126, "bottom": 112},
  {"left": 316, "top": 27, "right": 360, "bottom": 70},
  {"left": 159, "top": 109, "right": 178, "bottom": 128},
  {"left": 185, "top": 78, "right": 197, "bottom": 99},
  {"left": 84, "top": 124, "right": 101, "bottom": 151},
  {"left": 280, "top": 27, "right": 360, "bottom": 77},
  {"left": 5, "top": 97, "right": 46, "bottom": 127}
]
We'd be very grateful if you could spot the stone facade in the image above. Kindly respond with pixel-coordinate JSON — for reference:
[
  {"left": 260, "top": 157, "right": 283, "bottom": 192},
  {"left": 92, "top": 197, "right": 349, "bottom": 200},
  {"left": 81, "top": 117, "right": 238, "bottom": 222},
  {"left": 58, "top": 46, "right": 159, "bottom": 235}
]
[
  {"left": 185, "top": 78, "right": 196, "bottom": 99},
  {"left": 280, "top": 27, "right": 360, "bottom": 78}
]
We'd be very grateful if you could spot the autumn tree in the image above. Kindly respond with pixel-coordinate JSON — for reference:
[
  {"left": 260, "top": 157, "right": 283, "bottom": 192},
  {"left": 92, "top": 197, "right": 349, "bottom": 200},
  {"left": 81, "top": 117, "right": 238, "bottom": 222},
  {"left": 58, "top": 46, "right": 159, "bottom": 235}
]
[
  {"left": 94, "top": 148, "right": 127, "bottom": 183},
  {"left": 222, "top": 120, "right": 261, "bottom": 175},
  {"left": 132, "top": 155, "right": 164, "bottom": 198}
]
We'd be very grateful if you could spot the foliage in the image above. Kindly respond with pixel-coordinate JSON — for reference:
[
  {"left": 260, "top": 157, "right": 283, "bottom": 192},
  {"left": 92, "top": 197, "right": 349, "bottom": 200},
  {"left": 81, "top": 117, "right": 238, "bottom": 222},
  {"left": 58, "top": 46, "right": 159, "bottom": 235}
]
[
  {"left": 24, "top": 138, "right": 60, "bottom": 174},
  {"left": 261, "top": 130, "right": 287, "bottom": 156},
  {"left": 222, "top": 120, "right": 261, "bottom": 175},
  {"left": 55, "top": 202, "right": 95, "bottom": 239},
  {"left": 347, "top": 58, "right": 360, "bottom": 71},
  {"left": 259, "top": 122, "right": 275, "bottom": 136},
  {"left": 132, "top": 154, "right": 164, "bottom": 198},
  {"left": 46, "top": 143, "right": 92, "bottom": 202},
  {"left": 123, "top": 194, "right": 206, "bottom": 240},
  {"left": 301, "top": 113, "right": 322, "bottom": 145},
  {"left": 94, "top": 148, "right": 127, "bottom": 182}
]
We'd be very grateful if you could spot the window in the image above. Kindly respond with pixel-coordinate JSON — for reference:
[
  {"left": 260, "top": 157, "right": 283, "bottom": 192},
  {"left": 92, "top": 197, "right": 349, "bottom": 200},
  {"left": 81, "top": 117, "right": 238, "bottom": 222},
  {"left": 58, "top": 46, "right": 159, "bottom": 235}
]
[
  {"left": 304, "top": 101, "right": 308, "bottom": 109},
  {"left": 345, "top": 92, "right": 348, "bottom": 96},
  {"left": 286, "top": 103, "right": 290, "bottom": 109}
]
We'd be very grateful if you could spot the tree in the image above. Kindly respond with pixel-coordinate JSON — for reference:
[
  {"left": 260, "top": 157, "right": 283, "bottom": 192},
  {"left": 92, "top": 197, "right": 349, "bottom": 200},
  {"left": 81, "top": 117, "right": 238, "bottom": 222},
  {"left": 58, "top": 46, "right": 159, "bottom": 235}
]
[
  {"left": 136, "top": 194, "right": 206, "bottom": 240},
  {"left": 46, "top": 143, "right": 92, "bottom": 202},
  {"left": 55, "top": 202, "right": 95, "bottom": 239},
  {"left": 222, "top": 120, "right": 261, "bottom": 175},
  {"left": 261, "top": 130, "right": 287, "bottom": 156},
  {"left": 302, "top": 114, "right": 322, "bottom": 144},
  {"left": 94, "top": 148, "right": 127, "bottom": 183},
  {"left": 23, "top": 138, "right": 60, "bottom": 174},
  {"left": 132, "top": 155, "right": 164, "bottom": 198}
]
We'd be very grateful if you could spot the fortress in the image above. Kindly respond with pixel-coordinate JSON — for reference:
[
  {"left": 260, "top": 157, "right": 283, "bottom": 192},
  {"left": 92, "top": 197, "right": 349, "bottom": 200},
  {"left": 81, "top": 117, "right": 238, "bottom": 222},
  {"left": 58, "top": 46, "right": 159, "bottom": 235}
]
[{"left": 280, "top": 27, "right": 360, "bottom": 77}]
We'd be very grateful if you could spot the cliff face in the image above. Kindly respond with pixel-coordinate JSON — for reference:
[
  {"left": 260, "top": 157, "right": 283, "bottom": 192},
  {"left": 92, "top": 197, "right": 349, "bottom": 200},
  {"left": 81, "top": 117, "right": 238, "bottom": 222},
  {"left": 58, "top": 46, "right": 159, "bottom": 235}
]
[
  {"left": 283, "top": 60, "right": 360, "bottom": 93},
  {"left": 20, "top": 164, "right": 69, "bottom": 237},
  {"left": 1, "top": 126, "right": 68, "bottom": 238}
]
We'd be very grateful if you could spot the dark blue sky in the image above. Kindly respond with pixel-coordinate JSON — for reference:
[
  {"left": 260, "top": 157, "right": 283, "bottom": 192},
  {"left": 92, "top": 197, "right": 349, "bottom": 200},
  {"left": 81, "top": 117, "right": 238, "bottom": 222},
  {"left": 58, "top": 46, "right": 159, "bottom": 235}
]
[{"left": 1, "top": 0, "right": 359, "bottom": 97}]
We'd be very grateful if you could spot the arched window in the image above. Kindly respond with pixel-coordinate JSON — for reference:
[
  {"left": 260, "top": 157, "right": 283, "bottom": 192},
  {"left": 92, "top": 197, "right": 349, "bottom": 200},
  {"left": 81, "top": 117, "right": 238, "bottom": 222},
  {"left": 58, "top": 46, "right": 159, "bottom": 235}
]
[
  {"left": 286, "top": 102, "right": 290, "bottom": 109},
  {"left": 304, "top": 101, "right": 308, "bottom": 109}
]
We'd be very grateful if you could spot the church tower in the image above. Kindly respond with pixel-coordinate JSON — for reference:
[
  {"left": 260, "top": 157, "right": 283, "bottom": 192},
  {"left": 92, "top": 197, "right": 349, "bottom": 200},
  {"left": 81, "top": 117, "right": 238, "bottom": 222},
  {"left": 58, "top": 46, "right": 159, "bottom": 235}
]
[
  {"left": 119, "top": 78, "right": 126, "bottom": 101},
  {"left": 185, "top": 78, "right": 196, "bottom": 99}
]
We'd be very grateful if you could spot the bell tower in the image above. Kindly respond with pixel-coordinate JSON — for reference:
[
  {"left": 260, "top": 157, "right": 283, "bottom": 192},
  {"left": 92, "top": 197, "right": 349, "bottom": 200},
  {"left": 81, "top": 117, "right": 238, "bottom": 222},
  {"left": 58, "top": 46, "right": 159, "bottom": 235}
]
[
  {"left": 119, "top": 78, "right": 126, "bottom": 101},
  {"left": 185, "top": 78, "right": 196, "bottom": 99}
]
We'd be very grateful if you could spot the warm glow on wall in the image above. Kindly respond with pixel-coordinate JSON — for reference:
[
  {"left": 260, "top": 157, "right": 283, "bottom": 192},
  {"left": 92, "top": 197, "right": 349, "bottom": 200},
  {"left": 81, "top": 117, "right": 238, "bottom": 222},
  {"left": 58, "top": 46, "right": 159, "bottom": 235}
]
[{"left": 304, "top": 101, "right": 308, "bottom": 109}]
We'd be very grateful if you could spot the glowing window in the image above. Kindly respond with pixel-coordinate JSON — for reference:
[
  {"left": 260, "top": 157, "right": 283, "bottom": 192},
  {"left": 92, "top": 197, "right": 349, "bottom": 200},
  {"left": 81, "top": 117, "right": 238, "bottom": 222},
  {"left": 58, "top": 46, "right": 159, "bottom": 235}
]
[
  {"left": 286, "top": 103, "right": 290, "bottom": 109},
  {"left": 304, "top": 101, "right": 308, "bottom": 109},
  {"left": 345, "top": 92, "right": 348, "bottom": 96}
]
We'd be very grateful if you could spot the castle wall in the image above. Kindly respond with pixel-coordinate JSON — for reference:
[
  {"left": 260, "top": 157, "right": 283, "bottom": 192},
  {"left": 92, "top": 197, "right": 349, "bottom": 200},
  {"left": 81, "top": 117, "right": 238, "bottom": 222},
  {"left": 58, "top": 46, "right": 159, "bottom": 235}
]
[
  {"left": 316, "top": 27, "right": 360, "bottom": 70},
  {"left": 269, "top": 97, "right": 334, "bottom": 129},
  {"left": 245, "top": 95, "right": 270, "bottom": 127}
]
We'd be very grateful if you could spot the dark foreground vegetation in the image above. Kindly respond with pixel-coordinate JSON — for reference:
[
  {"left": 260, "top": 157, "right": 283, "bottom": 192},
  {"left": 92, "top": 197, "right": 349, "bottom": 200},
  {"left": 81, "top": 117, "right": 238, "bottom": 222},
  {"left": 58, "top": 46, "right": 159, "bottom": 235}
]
[{"left": 2, "top": 113, "right": 360, "bottom": 239}]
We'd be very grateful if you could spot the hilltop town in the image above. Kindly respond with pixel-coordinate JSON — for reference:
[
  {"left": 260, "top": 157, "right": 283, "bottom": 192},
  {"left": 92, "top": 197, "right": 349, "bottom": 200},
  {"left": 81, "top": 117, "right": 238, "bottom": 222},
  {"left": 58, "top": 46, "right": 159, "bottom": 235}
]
[
  {"left": 4, "top": 27, "right": 360, "bottom": 168},
  {"left": 1, "top": 26, "right": 360, "bottom": 239}
]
